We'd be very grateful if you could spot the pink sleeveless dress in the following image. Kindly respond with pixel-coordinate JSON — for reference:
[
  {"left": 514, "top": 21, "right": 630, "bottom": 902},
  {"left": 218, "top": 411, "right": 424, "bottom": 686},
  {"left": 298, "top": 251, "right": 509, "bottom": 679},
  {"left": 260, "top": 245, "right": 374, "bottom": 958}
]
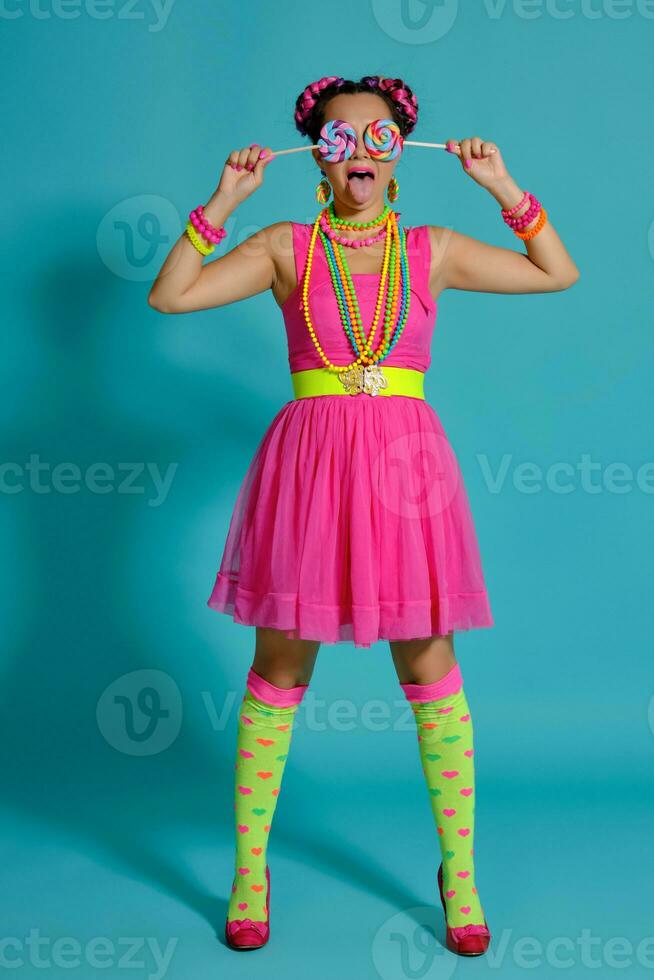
[{"left": 207, "top": 221, "right": 494, "bottom": 648}]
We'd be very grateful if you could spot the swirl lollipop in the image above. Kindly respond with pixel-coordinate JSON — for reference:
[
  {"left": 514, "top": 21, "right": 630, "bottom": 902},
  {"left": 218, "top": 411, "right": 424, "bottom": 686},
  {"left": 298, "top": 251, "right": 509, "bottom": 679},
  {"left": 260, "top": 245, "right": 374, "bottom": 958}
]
[
  {"left": 364, "top": 118, "right": 403, "bottom": 161},
  {"left": 268, "top": 126, "right": 466, "bottom": 157},
  {"left": 317, "top": 119, "right": 357, "bottom": 162}
]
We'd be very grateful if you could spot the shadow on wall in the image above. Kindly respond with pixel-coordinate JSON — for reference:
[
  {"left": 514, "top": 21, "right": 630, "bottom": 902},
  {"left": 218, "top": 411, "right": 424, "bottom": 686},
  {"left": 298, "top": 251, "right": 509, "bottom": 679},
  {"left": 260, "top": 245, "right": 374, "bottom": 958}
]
[{"left": 1, "top": 202, "right": 430, "bottom": 934}]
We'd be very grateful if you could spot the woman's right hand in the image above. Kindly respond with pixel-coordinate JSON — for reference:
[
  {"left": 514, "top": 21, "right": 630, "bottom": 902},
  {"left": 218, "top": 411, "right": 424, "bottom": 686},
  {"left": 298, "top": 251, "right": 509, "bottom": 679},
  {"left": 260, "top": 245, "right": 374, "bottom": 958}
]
[{"left": 215, "top": 143, "right": 274, "bottom": 207}]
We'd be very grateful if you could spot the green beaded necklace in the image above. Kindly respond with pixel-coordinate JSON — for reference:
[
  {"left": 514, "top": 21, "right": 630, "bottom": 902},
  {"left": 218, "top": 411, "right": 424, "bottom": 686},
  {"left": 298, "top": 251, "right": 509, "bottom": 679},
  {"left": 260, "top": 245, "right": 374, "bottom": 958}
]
[
  {"left": 318, "top": 207, "right": 412, "bottom": 384},
  {"left": 328, "top": 201, "right": 390, "bottom": 230}
]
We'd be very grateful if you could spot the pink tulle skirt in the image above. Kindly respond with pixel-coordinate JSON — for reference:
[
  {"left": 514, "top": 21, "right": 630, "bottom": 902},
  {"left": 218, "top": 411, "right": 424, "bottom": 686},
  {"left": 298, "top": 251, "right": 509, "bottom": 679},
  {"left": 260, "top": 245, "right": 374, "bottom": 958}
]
[{"left": 207, "top": 394, "right": 494, "bottom": 648}]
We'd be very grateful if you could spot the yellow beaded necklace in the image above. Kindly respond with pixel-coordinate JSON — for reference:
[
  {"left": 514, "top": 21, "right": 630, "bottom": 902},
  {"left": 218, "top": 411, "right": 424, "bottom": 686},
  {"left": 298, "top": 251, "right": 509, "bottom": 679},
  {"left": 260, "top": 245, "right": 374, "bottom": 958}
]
[{"left": 301, "top": 209, "right": 400, "bottom": 376}]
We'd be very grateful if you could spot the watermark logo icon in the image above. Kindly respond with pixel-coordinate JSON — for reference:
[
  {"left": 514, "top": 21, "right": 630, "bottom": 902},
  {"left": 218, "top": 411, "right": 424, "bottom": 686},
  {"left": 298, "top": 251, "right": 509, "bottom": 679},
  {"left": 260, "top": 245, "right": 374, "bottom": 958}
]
[
  {"left": 371, "top": 0, "right": 459, "bottom": 43},
  {"left": 96, "top": 195, "right": 181, "bottom": 282},
  {"left": 372, "top": 431, "right": 461, "bottom": 519},
  {"left": 97, "top": 669, "right": 182, "bottom": 756},
  {"left": 372, "top": 906, "right": 457, "bottom": 979}
]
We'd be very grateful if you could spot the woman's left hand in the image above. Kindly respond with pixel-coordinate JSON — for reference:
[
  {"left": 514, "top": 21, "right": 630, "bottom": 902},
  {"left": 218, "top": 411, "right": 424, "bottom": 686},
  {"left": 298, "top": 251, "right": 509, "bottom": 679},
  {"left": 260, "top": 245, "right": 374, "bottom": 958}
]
[{"left": 445, "top": 136, "right": 509, "bottom": 189}]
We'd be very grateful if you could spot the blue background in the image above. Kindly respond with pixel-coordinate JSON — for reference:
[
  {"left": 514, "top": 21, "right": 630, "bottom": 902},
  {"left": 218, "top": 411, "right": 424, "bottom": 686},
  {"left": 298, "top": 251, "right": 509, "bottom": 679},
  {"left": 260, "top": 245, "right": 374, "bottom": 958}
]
[{"left": 3, "top": 0, "right": 653, "bottom": 977}]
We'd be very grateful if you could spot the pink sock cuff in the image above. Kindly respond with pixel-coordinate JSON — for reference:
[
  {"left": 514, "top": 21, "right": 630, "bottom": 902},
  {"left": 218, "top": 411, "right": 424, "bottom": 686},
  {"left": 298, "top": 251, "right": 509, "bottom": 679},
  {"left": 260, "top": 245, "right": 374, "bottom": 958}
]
[
  {"left": 400, "top": 662, "right": 463, "bottom": 702},
  {"left": 246, "top": 667, "right": 309, "bottom": 707}
]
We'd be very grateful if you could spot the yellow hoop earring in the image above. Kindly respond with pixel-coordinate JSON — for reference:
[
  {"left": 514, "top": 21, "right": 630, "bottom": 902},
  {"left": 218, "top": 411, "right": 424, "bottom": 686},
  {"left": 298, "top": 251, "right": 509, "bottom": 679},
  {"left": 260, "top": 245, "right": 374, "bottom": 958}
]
[
  {"left": 387, "top": 176, "right": 399, "bottom": 203},
  {"left": 316, "top": 177, "right": 332, "bottom": 204}
]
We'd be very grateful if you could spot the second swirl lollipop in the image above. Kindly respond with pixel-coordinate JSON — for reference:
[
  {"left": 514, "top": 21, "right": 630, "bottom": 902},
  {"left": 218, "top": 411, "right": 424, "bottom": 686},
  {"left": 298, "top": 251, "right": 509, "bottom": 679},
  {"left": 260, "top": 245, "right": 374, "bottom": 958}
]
[
  {"left": 364, "top": 118, "right": 404, "bottom": 161},
  {"left": 317, "top": 119, "right": 357, "bottom": 163}
]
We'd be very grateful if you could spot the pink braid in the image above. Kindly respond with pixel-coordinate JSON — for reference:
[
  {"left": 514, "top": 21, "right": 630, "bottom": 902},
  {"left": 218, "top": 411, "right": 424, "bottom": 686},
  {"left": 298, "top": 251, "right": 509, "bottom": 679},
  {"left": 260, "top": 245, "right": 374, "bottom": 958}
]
[
  {"left": 294, "top": 76, "right": 346, "bottom": 135},
  {"left": 362, "top": 75, "right": 419, "bottom": 134}
]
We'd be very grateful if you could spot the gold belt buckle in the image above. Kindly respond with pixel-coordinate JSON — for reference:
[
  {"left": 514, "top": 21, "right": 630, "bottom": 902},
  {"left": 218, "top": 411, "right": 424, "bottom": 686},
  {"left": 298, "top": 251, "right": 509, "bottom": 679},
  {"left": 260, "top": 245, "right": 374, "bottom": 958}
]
[{"left": 338, "top": 364, "right": 388, "bottom": 396}]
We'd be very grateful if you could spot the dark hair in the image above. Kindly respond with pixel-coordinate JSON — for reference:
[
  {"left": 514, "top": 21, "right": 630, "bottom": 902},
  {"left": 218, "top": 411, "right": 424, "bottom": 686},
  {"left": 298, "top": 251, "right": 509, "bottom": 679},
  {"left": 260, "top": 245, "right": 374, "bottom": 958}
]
[{"left": 294, "top": 74, "right": 419, "bottom": 142}]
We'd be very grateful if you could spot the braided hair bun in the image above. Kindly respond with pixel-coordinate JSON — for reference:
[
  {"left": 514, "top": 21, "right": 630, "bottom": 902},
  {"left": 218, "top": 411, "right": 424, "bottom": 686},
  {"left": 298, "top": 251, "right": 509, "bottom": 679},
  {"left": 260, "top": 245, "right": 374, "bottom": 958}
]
[
  {"left": 359, "top": 75, "right": 418, "bottom": 135},
  {"left": 294, "top": 76, "right": 346, "bottom": 136},
  {"left": 293, "top": 74, "right": 419, "bottom": 143}
]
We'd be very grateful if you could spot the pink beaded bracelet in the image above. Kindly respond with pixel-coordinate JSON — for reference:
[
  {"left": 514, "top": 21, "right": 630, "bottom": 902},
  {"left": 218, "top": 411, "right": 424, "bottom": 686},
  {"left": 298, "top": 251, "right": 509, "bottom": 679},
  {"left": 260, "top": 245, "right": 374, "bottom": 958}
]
[
  {"left": 506, "top": 202, "right": 540, "bottom": 230},
  {"left": 189, "top": 204, "right": 227, "bottom": 246},
  {"left": 501, "top": 190, "right": 529, "bottom": 218},
  {"left": 502, "top": 192, "right": 541, "bottom": 230}
]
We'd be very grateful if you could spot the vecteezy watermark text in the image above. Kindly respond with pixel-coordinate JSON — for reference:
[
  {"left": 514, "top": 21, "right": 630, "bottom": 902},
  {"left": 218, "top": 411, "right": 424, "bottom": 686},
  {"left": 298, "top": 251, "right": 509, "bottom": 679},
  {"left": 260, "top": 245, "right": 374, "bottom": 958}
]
[
  {"left": 97, "top": 669, "right": 423, "bottom": 756},
  {"left": 0, "top": 454, "right": 177, "bottom": 507},
  {"left": 0, "top": 0, "right": 176, "bottom": 32},
  {"left": 371, "top": 0, "right": 654, "bottom": 45},
  {"left": 0, "top": 930, "right": 177, "bottom": 979},
  {"left": 478, "top": 452, "right": 654, "bottom": 495},
  {"left": 372, "top": 914, "right": 654, "bottom": 978}
]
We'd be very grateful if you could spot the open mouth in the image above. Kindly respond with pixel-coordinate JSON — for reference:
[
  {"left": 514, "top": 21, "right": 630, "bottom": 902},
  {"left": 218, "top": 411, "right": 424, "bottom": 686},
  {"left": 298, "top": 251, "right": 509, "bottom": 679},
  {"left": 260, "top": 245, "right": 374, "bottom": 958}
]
[
  {"left": 347, "top": 167, "right": 375, "bottom": 183},
  {"left": 346, "top": 166, "right": 377, "bottom": 204}
]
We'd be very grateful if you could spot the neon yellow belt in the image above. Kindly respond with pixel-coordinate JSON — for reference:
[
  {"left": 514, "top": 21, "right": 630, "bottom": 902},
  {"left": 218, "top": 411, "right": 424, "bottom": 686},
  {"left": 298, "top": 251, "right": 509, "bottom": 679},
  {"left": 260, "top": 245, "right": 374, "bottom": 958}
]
[{"left": 291, "top": 365, "right": 425, "bottom": 400}]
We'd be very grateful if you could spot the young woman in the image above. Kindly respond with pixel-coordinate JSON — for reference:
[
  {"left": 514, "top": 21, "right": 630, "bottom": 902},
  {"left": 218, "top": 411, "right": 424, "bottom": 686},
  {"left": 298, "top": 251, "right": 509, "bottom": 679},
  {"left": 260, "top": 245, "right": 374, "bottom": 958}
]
[{"left": 148, "top": 74, "right": 579, "bottom": 955}]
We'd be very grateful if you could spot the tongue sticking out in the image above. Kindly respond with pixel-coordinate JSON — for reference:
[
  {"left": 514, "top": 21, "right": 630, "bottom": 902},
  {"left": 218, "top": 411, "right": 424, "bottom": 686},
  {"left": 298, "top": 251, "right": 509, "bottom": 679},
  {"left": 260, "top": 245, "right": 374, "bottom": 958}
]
[{"left": 347, "top": 173, "right": 375, "bottom": 205}]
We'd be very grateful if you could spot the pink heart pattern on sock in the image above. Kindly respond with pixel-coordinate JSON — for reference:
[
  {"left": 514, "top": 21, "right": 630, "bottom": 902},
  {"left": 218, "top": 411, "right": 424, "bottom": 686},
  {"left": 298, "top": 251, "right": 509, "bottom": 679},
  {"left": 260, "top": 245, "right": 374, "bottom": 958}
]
[
  {"left": 404, "top": 681, "right": 486, "bottom": 932},
  {"left": 228, "top": 687, "right": 301, "bottom": 927}
]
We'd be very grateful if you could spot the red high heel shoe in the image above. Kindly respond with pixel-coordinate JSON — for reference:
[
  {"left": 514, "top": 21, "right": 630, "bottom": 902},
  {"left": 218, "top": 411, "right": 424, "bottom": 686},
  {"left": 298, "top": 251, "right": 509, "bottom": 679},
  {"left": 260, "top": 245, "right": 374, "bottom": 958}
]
[
  {"left": 437, "top": 862, "right": 491, "bottom": 956},
  {"left": 225, "top": 865, "right": 271, "bottom": 951}
]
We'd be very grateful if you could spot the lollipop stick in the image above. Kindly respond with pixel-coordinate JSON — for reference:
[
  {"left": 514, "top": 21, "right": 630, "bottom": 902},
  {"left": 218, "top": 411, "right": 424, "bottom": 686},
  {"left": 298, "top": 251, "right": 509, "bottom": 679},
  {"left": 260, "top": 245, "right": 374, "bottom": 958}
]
[
  {"left": 404, "top": 140, "right": 497, "bottom": 154},
  {"left": 269, "top": 145, "right": 318, "bottom": 156},
  {"left": 404, "top": 140, "right": 453, "bottom": 149}
]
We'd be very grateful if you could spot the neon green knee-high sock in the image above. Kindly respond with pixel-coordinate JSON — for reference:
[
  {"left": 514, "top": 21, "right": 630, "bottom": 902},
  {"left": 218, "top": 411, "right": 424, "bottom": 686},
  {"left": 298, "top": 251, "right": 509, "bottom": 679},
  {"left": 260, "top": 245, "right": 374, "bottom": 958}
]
[
  {"left": 401, "top": 662, "right": 486, "bottom": 929},
  {"left": 227, "top": 667, "right": 308, "bottom": 924}
]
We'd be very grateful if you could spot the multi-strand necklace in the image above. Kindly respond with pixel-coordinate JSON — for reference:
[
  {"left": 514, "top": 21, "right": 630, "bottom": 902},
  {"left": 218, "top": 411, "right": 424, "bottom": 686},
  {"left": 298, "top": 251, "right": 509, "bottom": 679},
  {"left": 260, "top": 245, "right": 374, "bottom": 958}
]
[{"left": 301, "top": 202, "right": 411, "bottom": 395}]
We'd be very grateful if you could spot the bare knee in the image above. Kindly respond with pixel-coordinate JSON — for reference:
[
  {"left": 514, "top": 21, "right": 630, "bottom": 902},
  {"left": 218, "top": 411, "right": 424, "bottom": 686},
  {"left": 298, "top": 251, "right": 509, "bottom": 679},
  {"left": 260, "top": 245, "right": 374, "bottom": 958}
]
[
  {"left": 252, "top": 627, "right": 320, "bottom": 687},
  {"left": 390, "top": 631, "right": 457, "bottom": 685}
]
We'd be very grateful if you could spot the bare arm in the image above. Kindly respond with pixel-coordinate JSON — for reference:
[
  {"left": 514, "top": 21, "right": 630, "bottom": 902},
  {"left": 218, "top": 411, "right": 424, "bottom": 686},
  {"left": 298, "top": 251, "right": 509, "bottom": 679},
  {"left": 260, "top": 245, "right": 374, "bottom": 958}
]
[
  {"left": 147, "top": 143, "right": 279, "bottom": 314},
  {"left": 148, "top": 207, "right": 286, "bottom": 314},
  {"left": 429, "top": 137, "right": 580, "bottom": 296}
]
